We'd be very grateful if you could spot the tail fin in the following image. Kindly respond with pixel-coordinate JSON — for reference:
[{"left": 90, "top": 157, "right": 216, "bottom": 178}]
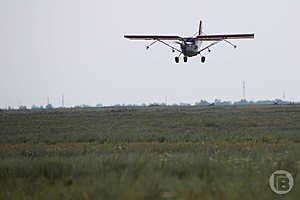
[{"left": 199, "top": 20, "right": 203, "bottom": 35}]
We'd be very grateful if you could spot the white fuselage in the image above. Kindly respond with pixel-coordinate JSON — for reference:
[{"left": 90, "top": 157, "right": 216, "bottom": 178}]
[{"left": 180, "top": 40, "right": 202, "bottom": 57}]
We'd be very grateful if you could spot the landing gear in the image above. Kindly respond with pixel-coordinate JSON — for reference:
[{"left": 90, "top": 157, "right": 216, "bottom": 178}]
[
  {"left": 183, "top": 56, "right": 188, "bottom": 63},
  {"left": 201, "top": 56, "right": 206, "bottom": 63},
  {"left": 175, "top": 57, "right": 179, "bottom": 63}
]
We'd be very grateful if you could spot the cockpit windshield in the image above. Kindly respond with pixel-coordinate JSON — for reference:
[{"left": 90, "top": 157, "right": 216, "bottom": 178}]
[
  {"left": 186, "top": 41, "right": 195, "bottom": 45},
  {"left": 184, "top": 38, "right": 196, "bottom": 45}
]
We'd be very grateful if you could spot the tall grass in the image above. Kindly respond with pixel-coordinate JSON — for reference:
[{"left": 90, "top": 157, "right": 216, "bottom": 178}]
[{"left": 1, "top": 105, "right": 300, "bottom": 199}]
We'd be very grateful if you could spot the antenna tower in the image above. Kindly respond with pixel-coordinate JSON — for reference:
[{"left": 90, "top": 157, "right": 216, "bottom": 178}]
[
  {"left": 62, "top": 94, "right": 65, "bottom": 107},
  {"left": 243, "top": 81, "right": 246, "bottom": 100}
]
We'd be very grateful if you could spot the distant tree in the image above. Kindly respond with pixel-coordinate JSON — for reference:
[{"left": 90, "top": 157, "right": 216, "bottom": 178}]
[
  {"left": 220, "top": 101, "right": 232, "bottom": 105},
  {"left": 179, "top": 103, "right": 191, "bottom": 106},
  {"left": 234, "top": 99, "right": 248, "bottom": 105},
  {"left": 213, "top": 99, "right": 232, "bottom": 106},
  {"left": 31, "top": 105, "right": 39, "bottom": 110},
  {"left": 45, "top": 104, "right": 53, "bottom": 109},
  {"left": 18, "top": 105, "right": 27, "bottom": 110},
  {"left": 255, "top": 100, "right": 273, "bottom": 105},
  {"left": 214, "top": 99, "right": 222, "bottom": 105},
  {"left": 80, "top": 104, "right": 90, "bottom": 108},
  {"left": 195, "top": 100, "right": 210, "bottom": 106},
  {"left": 148, "top": 103, "right": 160, "bottom": 107},
  {"left": 96, "top": 103, "right": 103, "bottom": 107},
  {"left": 274, "top": 99, "right": 290, "bottom": 104}
]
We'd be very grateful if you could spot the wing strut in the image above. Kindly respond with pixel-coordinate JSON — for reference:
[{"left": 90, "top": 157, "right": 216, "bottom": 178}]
[
  {"left": 156, "top": 40, "right": 182, "bottom": 53},
  {"left": 198, "top": 38, "right": 239, "bottom": 54},
  {"left": 146, "top": 40, "right": 158, "bottom": 50},
  {"left": 198, "top": 41, "right": 221, "bottom": 54},
  {"left": 224, "top": 39, "right": 237, "bottom": 48},
  {"left": 146, "top": 39, "right": 182, "bottom": 53}
]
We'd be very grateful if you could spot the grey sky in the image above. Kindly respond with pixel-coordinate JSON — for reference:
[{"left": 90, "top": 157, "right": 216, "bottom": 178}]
[{"left": 0, "top": 0, "right": 299, "bottom": 107}]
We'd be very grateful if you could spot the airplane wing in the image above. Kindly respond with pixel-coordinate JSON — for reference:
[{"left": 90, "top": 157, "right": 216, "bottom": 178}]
[
  {"left": 196, "top": 34, "right": 254, "bottom": 41},
  {"left": 124, "top": 35, "right": 183, "bottom": 41}
]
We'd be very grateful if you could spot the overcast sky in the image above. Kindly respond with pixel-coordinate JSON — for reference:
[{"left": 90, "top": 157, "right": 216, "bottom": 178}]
[{"left": 0, "top": 0, "right": 299, "bottom": 107}]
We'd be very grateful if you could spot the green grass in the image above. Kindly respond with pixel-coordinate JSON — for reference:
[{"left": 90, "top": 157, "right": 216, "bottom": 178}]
[{"left": 0, "top": 105, "right": 300, "bottom": 199}]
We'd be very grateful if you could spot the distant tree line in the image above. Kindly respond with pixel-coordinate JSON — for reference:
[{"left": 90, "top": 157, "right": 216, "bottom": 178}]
[{"left": 1, "top": 98, "right": 298, "bottom": 111}]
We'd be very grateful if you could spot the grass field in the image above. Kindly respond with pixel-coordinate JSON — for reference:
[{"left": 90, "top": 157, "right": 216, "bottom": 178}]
[{"left": 0, "top": 105, "right": 300, "bottom": 199}]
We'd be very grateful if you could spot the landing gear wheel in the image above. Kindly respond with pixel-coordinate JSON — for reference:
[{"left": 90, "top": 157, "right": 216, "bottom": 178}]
[
  {"left": 201, "top": 56, "right": 206, "bottom": 63},
  {"left": 183, "top": 56, "right": 188, "bottom": 63},
  {"left": 175, "top": 57, "right": 179, "bottom": 63}
]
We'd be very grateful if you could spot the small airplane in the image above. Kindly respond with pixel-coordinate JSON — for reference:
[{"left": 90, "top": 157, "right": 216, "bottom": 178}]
[{"left": 124, "top": 21, "right": 254, "bottom": 63}]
